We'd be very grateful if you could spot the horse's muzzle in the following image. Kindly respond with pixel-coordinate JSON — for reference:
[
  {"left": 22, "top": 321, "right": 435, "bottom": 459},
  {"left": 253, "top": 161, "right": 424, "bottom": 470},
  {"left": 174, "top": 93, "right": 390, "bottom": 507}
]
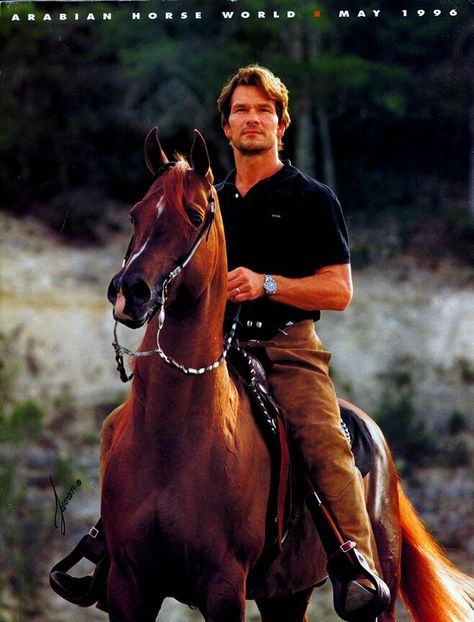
[{"left": 107, "top": 273, "right": 154, "bottom": 328}]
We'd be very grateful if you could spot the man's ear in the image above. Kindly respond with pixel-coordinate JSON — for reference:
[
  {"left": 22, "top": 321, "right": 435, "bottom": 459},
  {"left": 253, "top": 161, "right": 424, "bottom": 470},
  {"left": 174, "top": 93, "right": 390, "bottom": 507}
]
[
  {"left": 223, "top": 122, "right": 232, "bottom": 141},
  {"left": 277, "top": 123, "right": 286, "bottom": 139}
]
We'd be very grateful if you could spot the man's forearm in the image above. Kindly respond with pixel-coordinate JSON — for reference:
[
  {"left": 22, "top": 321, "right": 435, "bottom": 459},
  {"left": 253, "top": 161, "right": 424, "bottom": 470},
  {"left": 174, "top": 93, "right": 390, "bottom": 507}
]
[
  {"left": 271, "top": 265, "right": 352, "bottom": 311},
  {"left": 227, "top": 263, "right": 353, "bottom": 311}
]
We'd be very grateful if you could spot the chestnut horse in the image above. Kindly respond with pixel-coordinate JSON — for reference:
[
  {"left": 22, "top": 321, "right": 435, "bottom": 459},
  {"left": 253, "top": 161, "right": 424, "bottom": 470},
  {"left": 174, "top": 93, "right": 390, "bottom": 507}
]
[{"left": 101, "top": 128, "right": 473, "bottom": 622}]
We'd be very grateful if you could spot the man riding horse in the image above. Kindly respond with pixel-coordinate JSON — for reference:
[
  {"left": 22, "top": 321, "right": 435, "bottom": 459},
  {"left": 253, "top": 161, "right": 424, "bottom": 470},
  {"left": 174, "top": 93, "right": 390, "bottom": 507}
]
[
  {"left": 50, "top": 65, "right": 390, "bottom": 619},
  {"left": 216, "top": 65, "right": 389, "bottom": 613}
]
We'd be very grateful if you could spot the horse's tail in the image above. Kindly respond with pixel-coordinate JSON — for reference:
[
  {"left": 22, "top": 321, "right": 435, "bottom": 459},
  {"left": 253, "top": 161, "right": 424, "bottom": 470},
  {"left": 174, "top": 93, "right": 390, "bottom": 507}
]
[{"left": 398, "top": 481, "right": 474, "bottom": 622}]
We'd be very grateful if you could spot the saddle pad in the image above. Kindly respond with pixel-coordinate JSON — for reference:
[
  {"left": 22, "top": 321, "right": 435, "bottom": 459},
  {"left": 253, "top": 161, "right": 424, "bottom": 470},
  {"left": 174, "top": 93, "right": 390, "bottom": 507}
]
[{"left": 340, "top": 405, "right": 375, "bottom": 477}]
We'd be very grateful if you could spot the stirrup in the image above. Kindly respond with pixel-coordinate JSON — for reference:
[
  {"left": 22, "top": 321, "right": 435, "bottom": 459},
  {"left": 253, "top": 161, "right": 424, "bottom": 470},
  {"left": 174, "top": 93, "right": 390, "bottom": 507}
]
[
  {"left": 328, "top": 546, "right": 391, "bottom": 621},
  {"left": 49, "top": 520, "right": 109, "bottom": 610}
]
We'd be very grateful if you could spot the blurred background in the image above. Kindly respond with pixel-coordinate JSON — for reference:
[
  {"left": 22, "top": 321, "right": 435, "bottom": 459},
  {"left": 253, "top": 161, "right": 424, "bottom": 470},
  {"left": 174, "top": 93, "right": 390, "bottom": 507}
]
[{"left": 0, "top": 0, "right": 473, "bottom": 620}]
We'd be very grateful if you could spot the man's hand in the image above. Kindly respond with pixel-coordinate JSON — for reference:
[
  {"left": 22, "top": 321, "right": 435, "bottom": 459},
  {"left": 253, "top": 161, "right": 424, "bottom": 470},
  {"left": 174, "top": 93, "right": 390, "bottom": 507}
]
[{"left": 227, "top": 267, "right": 264, "bottom": 302}]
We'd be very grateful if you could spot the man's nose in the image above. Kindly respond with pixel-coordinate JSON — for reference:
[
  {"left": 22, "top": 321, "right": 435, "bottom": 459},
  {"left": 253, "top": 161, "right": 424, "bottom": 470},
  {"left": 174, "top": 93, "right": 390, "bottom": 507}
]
[{"left": 246, "top": 110, "right": 261, "bottom": 124}]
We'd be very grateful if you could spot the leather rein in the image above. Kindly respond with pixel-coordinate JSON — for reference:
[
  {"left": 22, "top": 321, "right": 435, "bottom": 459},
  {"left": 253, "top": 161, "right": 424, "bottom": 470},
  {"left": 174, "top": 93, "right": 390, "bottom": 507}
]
[{"left": 112, "top": 164, "right": 239, "bottom": 382}]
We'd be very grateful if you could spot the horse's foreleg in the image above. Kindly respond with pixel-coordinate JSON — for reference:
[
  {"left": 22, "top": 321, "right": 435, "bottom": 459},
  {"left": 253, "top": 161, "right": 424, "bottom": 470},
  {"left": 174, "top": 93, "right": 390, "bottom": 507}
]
[
  {"left": 256, "top": 587, "right": 313, "bottom": 622},
  {"left": 200, "top": 574, "right": 247, "bottom": 622},
  {"left": 99, "top": 403, "right": 126, "bottom": 487},
  {"left": 107, "top": 562, "right": 163, "bottom": 622}
]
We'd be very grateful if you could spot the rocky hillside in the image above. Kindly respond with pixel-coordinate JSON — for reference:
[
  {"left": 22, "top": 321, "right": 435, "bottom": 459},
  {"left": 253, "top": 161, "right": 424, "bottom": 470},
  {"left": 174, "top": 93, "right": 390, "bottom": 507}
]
[{"left": 1, "top": 211, "right": 472, "bottom": 621}]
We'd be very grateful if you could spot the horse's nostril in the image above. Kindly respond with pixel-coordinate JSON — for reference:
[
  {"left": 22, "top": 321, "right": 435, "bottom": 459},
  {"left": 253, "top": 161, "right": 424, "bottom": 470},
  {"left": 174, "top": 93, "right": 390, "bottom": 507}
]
[
  {"left": 126, "top": 279, "right": 151, "bottom": 305},
  {"left": 107, "top": 275, "right": 121, "bottom": 303}
]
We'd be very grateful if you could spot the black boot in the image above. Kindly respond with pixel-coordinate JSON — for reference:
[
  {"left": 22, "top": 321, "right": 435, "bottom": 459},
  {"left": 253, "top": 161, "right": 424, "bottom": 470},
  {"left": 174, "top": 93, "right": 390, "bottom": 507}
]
[
  {"left": 328, "top": 545, "right": 391, "bottom": 621},
  {"left": 50, "top": 519, "right": 109, "bottom": 611},
  {"left": 306, "top": 491, "right": 391, "bottom": 621}
]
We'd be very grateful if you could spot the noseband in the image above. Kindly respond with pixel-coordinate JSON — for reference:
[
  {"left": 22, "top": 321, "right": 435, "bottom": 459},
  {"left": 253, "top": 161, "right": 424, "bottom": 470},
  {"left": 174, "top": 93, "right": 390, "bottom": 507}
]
[{"left": 112, "top": 166, "right": 239, "bottom": 382}]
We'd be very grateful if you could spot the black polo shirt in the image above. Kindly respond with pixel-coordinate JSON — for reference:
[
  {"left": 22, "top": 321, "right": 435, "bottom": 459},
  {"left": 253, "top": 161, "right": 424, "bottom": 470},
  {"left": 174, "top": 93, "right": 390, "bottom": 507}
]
[{"left": 216, "top": 161, "right": 350, "bottom": 328}]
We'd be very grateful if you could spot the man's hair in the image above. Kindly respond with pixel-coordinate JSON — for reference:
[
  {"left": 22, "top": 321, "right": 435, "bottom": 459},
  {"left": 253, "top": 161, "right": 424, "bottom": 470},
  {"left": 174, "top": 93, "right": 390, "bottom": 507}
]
[{"left": 217, "top": 65, "right": 291, "bottom": 148}]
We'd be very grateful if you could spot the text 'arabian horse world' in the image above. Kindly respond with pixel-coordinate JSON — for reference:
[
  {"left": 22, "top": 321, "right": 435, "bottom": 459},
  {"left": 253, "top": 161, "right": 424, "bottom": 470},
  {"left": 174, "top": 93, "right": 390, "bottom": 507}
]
[{"left": 99, "top": 128, "right": 472, "bottom": 622}]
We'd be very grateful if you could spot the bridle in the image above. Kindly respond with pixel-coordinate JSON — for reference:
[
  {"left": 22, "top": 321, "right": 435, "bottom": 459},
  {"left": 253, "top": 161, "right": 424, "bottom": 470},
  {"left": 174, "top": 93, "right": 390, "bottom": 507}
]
[{"left": 111, "top": 164, "right": 239, "bottom": 382}]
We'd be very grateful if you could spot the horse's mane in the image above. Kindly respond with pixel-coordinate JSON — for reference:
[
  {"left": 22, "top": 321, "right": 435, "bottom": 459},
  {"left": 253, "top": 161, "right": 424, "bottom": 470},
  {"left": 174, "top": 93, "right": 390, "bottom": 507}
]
[{"left": 159, "top": 155, "right": 197, "bottom": 238}]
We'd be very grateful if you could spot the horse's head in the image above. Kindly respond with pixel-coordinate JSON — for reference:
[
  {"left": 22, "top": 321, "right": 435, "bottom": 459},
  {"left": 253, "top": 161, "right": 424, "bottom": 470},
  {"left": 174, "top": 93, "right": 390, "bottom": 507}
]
[{"left": 108, "top": 128, "right": 220, "bottom": 329}]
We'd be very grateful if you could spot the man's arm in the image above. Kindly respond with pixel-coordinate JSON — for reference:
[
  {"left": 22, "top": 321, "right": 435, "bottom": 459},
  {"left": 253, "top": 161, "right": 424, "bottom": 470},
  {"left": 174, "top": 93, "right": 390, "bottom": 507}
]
[{"left": 227, "top": 263, "right": 353, "bottom": 311}]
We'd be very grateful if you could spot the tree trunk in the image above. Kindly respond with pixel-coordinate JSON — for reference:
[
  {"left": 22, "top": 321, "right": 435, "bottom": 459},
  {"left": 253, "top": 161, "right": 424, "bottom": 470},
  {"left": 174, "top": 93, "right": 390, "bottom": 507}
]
[
  {"left": 294, "top": 95, "right": 315, "bottom": 174},
  {"left": 469, "top": 80, "right": 474, "bottom": 221},
  {"left": 290, "top": 25, "right": 337, "bottom": 188},
  {"left": 317, "top": 101, "right": 336, "bottom": 191}
]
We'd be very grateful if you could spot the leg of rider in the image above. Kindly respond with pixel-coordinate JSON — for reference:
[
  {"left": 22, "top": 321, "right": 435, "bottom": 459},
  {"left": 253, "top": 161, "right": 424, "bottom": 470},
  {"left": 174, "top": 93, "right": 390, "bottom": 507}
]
[{"left": 249, "top": 320, "right": 380, "bottom": 579}]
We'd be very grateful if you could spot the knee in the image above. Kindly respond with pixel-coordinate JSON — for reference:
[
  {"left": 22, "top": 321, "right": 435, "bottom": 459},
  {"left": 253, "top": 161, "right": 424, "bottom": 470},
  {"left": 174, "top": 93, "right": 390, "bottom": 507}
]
[{"left": 101, "top": 404, "right": 124, "bottom": 445}]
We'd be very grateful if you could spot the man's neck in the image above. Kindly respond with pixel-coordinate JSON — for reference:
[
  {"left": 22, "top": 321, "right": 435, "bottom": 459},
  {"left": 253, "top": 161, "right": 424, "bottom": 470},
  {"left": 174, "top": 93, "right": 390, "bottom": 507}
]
[{"left": 233, "top": 150, "right": 284, "bottom": 197}]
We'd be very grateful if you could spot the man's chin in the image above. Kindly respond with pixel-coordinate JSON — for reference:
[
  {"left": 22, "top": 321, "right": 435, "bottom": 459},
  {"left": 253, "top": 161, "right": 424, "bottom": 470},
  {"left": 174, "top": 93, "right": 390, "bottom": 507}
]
[{"left": 237, "top": 143, "right": 272, "bottom": 155}]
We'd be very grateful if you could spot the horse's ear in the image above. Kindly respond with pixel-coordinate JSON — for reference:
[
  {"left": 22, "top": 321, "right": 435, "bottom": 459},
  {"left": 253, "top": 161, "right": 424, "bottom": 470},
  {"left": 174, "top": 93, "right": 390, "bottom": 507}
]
[
  {"left": 145, "top": 127, "right": 169, "bottom": 175},
  {"left": 190, "top": 129, "right": 213, "bottom": 185}
]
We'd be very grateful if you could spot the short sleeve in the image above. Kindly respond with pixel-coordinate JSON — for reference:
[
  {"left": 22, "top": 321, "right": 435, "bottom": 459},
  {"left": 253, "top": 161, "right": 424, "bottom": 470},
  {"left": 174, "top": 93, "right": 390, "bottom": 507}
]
[{"left": 306, "top": 184, "right": 350, "bottom": 269}]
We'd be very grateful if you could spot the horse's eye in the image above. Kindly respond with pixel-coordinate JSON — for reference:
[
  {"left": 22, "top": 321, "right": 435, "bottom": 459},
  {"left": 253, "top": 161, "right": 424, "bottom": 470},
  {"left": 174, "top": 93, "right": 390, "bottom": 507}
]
[{"left": 186, "top": 209, "right": 203, "bottom": 227}]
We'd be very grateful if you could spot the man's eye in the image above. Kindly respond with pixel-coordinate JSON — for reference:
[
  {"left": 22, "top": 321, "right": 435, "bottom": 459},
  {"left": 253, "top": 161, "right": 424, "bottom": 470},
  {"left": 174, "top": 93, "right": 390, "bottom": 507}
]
[{"left": 186, "top": 209, "right": 203, "bottom": 227}]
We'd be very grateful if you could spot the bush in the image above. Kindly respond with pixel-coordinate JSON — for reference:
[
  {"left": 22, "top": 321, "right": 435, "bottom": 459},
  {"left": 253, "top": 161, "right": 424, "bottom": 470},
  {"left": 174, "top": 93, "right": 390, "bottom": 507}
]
[
  {"left": 375, "top": 389, "right": 438, "bottom": 468},
  {"left": 447, "top": 411, "right": 468, "bottom": 436},
  {"left": 0, "top": 399, "right": 44, "bottom": 444},
  {"left": 374, "top": 357, "right": 438, "bottom": 469}
]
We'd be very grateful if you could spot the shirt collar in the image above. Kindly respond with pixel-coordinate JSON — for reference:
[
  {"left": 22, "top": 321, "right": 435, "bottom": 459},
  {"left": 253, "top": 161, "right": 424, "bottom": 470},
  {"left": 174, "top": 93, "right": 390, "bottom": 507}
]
[{"left": 219, "top": 160, "right": 298, "bottom": 190}]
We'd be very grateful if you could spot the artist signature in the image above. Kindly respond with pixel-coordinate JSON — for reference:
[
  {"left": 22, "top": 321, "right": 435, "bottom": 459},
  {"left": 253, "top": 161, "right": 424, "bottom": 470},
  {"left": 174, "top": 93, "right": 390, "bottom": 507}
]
[{"left": 50, "top": 476, "right": 82, "bottom": 535}]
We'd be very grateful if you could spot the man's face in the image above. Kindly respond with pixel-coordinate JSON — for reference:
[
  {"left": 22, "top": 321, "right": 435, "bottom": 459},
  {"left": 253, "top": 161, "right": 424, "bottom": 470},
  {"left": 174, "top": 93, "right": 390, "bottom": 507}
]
[{"left": 223, "top": 85, "right": 285, "bottom": 155}]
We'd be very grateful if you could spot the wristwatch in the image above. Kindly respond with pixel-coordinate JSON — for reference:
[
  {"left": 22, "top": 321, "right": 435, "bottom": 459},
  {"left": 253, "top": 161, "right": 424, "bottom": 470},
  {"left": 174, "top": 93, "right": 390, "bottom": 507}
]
[{"left": 263, "top": 274, "right": 277, "bottom": 296}]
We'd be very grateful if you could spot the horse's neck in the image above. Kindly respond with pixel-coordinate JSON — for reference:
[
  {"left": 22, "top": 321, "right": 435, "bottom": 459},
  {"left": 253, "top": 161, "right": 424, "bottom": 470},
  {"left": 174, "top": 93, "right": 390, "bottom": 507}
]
[
  {"left": 134, "top": 286, "right": 232, "bottom": 430},
  {"left": 129, "top": 310, "right": 234, "bottom": 473}
]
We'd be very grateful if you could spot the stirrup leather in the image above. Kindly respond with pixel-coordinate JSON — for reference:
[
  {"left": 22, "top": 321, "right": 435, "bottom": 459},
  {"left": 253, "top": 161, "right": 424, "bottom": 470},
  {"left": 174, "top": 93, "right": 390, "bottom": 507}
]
[{"left": 306, "top": 491, "right": 391, "bottom": 621}]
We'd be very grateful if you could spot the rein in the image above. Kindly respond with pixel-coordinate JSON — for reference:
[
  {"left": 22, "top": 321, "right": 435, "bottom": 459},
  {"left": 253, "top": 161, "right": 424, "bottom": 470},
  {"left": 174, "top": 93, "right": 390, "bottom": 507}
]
[{"left": 112, "top": 182, "right": 238, "bottom": 382}]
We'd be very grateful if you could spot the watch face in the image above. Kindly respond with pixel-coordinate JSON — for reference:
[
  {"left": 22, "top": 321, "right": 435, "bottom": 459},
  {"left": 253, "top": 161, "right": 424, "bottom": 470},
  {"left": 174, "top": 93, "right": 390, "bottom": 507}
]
[{"left": 264, "top": 274, "right": 277, "bottom": 295}]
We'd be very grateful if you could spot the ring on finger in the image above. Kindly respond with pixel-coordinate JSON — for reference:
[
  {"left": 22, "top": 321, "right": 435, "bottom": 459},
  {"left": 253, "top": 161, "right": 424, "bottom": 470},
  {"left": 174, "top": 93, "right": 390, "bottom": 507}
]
[{"left": 236, "top": 287, "right": 241, "bottom": 295}]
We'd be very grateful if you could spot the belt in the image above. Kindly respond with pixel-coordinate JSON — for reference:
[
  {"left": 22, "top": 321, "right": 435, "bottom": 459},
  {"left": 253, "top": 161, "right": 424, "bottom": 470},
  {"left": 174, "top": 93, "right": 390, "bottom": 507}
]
[{"left": 237, "top": 319, "right": 295, "bottom": 342}]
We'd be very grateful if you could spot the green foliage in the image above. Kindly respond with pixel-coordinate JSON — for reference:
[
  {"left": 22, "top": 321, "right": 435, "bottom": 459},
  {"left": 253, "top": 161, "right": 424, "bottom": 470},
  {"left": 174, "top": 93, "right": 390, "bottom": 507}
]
[
  {"left": 50, "top": 452, "right": 78, "bottom": 489},
  {"left": 0, "top": 399, "right": 44, "bottom": 445},
  {"left": 375, "top": 388, "right": 438, "bottom": 468},
  {"left": 456, "top": 357, "right": 474, "bottom": 384},
  {"left": 0, "top": 446, "right": 49, "bottom": 613},
  {"left": 442, "top": 439, "right": 471, "bottom": 468},
  {"left": 444, "top": 411, "right": 471, "bottom": 468},
  {"left": 0, "top": 0, "right": 470, "bottom": 252},
  {"left": 447, "top": 411, "right": 468, "bottom": 436},
  {"left": 0, "top": 331, "right": 22, "bottom": 408},
  {"left": 374, "top": 357, "right": 438, "bottom": 468},
  {"left": 374, "top": 356, "right": 473, "bottom": 471},
  {"left": 0, "top": 335, "right": 91, "bottom": 616}
]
